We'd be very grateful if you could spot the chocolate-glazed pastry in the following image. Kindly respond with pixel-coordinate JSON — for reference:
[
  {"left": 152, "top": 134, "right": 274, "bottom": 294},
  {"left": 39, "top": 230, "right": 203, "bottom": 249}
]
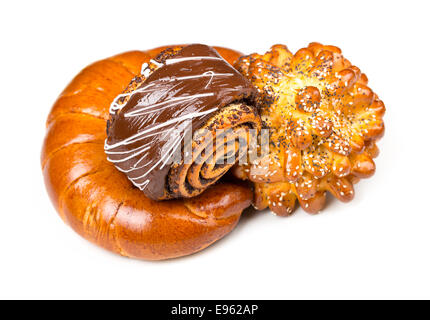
[{"left": 105, "top": 44, "right": 261, "bottom": 200}]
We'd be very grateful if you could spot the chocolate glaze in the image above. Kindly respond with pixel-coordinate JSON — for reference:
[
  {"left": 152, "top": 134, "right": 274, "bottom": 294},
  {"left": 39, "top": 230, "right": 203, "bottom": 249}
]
[{"left": 105, "top": 44, "right": 255, "bottom": 200}]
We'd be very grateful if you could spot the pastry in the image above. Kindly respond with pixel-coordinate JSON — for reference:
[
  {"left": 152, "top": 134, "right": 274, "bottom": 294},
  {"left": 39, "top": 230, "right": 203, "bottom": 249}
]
[
  {"left": 41, "top": 44, "right": 258, "bottom": 260},
  {"left": 41, "top": 41, "right": 386, "bottom": 260},
  {"left": 106, "top": 44, "right": 261, "bottom": 200},
  {"left": 233, "top": 43, "right": 385, "bottom": 215}
]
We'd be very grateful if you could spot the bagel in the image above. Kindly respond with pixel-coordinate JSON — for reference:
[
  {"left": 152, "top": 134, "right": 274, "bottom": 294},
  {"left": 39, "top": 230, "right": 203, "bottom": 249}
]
[{"left": 41, "top": 44, "right": 255, "bottom": 260}]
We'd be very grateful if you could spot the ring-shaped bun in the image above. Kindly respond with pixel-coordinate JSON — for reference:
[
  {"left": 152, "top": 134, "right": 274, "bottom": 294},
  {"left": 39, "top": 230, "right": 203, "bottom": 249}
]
[{"left": 41, "top": 46, "right": 252, "bottom": 260}]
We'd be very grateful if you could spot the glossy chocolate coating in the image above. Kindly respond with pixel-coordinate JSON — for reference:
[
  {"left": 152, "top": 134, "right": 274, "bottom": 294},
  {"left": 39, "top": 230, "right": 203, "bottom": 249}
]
[{"left": 105, "top": 44, "right": 254, "bottom": 199}]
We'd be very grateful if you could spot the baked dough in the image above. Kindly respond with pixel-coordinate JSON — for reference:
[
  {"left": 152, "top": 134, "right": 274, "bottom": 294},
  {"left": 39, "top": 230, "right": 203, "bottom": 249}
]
[
  {"left": 41, "top": 46, "right": 253, "bottom": 260},
  {"left": 233, "top": 43, "right": 385, "bottom": 215}
]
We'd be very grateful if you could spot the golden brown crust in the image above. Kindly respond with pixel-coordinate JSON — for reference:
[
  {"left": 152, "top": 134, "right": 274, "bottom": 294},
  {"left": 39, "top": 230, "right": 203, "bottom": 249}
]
[
  {"left": 145, "top": 45, "right": 243, "bottom": 66},
  {"left": 41, "top": 45, "right": 252, "bottom": 260},
  {"left": 233, "top": 43, "right": 385, "bottom": 215}
]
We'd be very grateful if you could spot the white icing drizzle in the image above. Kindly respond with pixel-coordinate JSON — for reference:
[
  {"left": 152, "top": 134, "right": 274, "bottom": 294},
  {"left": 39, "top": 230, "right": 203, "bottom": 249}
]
[
  {"left": 150, "top": 59, "right": 164, "bottom": 67},
  {"left": 105, "top": 52, "right": 231, "bottom": 192},
  {"left": 105, "top": 145, "right": 151, "bottom": 163},
  {"left": 129, "top": 134, "right": 183, "bottom": 182},
  {"left": 204, "top": 71, "right": 215, "bottom": 89},
  {"left": 140, "top": 62, "right": 149, "bottom": 74},
  {"left": 105, "top": 107, "right": 218, "bottom": 190},
  {"left": 136, "top": 179, "right": 150, "bottom": 190},
  {"left": 164, "top": 56, "right": 223, "bottom": 65},
  {"left": 168, "top": 71, "right": 233, "bottom": 83},
  {"left": 105, "top": 107, "right": 218, "bottom": 151},
  {"left": 109, "top": 82, "right": 157, "bottom": 115},
  {"left": 124, "top": 93, "right": 215, "bottom": 118},
  {"left": 109, "top": 63, "right": 231, "bottom": 117}
]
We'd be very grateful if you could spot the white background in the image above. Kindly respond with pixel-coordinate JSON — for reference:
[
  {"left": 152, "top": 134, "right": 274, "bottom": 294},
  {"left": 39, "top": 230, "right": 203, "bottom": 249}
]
[{"left": 1, "top": 0, "right": 429, "bottom": 299}]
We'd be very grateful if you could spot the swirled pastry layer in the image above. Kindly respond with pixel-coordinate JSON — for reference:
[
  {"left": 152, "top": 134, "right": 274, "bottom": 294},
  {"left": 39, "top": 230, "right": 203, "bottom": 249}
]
[{"left": 106, "top": 44, "right": 260, "bottom": 200}]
